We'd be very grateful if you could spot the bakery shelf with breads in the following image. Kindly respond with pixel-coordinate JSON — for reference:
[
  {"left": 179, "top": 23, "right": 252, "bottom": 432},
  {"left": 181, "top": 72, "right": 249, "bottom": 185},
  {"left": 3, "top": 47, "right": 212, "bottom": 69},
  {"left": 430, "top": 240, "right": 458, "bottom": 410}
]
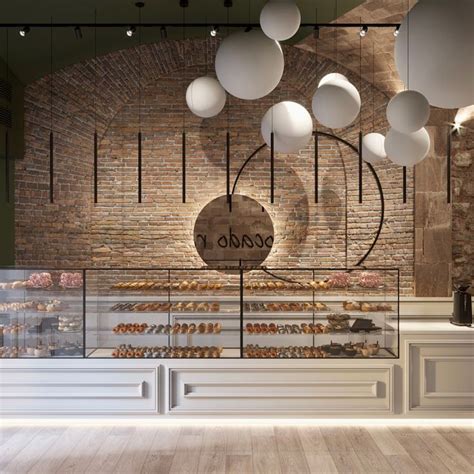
[{"left": 1, "top": 267, "right": 399, "bottom": 359}]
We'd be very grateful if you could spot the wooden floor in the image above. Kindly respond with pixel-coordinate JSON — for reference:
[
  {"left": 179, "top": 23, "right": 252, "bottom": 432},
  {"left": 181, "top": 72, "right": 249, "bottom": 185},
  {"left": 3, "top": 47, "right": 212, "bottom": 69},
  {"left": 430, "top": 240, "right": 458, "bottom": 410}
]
[{"left": 0, "top": 424, "right": 472, "bottom": 473}]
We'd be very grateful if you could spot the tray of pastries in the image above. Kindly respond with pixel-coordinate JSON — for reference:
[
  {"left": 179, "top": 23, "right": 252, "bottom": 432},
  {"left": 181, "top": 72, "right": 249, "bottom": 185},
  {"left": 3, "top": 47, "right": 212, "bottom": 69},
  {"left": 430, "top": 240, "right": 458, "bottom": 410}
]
[
  {"left": 244, "top": 341, "right": 380, "bottom": 358},
  {"left": 343, "top": 300, "right": 393, "bottom": 312},
  {"left": 244, "top": 280, "right": 331, "bottom": 291},
  {"left": 111, "top": 280, "right": 224, "bottom": 291},
  {"left": 245, "top": 322, "right": 326, "bottom": 334},
  {"left": 244, "top": 302, "right": 328, "bottom": 312},
  {"left": 112, "top": 322, "right": 222, "bottom": 335},
  {"left": 111, "top": 344, "right": 223, "bottom": 358},
  {"left": 110, "top": 302, "right": 220, "bottom": 313}
]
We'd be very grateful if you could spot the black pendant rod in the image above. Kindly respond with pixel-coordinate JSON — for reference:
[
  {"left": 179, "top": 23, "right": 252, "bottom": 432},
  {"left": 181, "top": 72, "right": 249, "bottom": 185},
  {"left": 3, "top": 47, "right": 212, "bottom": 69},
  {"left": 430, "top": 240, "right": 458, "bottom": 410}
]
[
  {"left": 314, "top": 132, "right": 319, "bottom": 204},
  {"left": 4, "top": 30, "right": 9, "bottom": 204},
  {"left": 182, "top": 132, "right": 186, "bottom": 203},
  {"left": 93, "top": 10, "right": 98, "bottom": 204},
  {"left": 447, "top": 126, "right": 451, "bottom": 204},
  {"left": 49, "top": 18, "right": 54, "bottom": 203},
  {"left": 137, "top": 2, "right": 143, "bottom": 204},
  {"left": 5, "top": 131, "right": 9, "bottom": 203},
  {"left": 358, "top": 131, "right": 363, "bottom": 203},
  {"left": 137, "top": 132, "right": 142, "bottom": 203},
  {"left": 226, "top": 130, "right": 231, "bottom": 211},
  {"left": 181, "top": 1, "right": 187, "bottom": 204},
  {"left": 270, "top": 131, "right": 274, "bottom": 204},
  {"left": 402, "top": 166, "right": 407, "bottom": 203}
]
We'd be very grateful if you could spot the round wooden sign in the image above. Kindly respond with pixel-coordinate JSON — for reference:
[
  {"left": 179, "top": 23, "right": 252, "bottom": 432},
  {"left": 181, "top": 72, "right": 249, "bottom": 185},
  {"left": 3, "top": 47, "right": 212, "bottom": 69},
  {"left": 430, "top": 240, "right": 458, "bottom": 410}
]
[{"left": 194, "top": 194, "right": 274, "bottom": 268}]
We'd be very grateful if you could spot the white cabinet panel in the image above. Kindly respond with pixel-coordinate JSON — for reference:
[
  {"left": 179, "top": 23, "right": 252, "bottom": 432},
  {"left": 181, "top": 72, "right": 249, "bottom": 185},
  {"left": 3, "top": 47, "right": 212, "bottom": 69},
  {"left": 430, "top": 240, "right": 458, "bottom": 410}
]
[
  {"left": 168, "top": 366, "right": 393, "bottom": 415},
  {"left": 0, "top": 368, "right": 158, "bottom": 414},
  {"left": 407, "top": 340, "right": 474, "bottom": 413}
]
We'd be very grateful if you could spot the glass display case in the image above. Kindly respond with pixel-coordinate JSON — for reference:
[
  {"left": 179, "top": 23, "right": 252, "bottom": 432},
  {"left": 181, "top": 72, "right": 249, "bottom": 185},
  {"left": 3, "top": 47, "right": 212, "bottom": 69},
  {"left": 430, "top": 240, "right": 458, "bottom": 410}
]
[
  {"left": 0, "top": 268, "right": 85, "bottom": 358},
  {"left": 0, "top": 267, "right": 399, "bottom": 359}
]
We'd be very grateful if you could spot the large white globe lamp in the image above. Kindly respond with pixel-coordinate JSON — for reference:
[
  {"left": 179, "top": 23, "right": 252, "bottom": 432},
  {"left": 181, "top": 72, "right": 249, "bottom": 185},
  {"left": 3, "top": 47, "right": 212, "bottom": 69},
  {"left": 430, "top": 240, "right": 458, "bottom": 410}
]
[
  {"left": 215, "top": 30, "right": 284, "bottom": 100},
  {"left": 385, "top": 127, "right": 431, "bottom": 167},
  {"left": 261, "top": 101, "right": 313, "bottom": 153},
  {"left": 395, "top": 0, "right": 474, "bottom": 108},
  {"left": 362, "top": 133, "right": 387, "bottom": 164},
  {"left": 318, "top": 72, "right": 349, "bottom": 87},
  {"left": 186, "top": 76, "right": 226, "bottom": 118},
  {"left": 386, "top": 90, "right": 430, "bottom": 133},
  {"left": 260, "top": 0, "right": 301, "bottom": 42},
  {"left": 312, "top": 78, "right": 361, "bottom": 129}
]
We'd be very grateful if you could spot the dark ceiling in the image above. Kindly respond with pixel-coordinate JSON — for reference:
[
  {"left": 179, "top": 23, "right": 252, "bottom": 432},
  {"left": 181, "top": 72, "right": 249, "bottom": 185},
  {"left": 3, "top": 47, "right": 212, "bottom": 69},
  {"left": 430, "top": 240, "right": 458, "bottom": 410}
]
[{"left": 0, "top": 0, "right": 364, "bottom": 84}]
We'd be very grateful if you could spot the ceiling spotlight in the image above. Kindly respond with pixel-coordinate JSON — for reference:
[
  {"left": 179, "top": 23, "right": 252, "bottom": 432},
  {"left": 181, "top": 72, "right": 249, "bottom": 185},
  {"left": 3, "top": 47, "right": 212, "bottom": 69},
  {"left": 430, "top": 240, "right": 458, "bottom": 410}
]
[
  {"left": 74, "top": 26, "right": 83, "bottom": 40},
  {"left": 359, "top": 25, "right": 368, "bottom": 37},
  {"left": 160, "top": 26, "right": 167, "bottom": 38},
  {"left": 126, "top": 25, "right": 136, "bottom": 37},
  {"left": 19, "top": 26, "right": 30, "bottom": 37},
  {"left": 210, "top": 25, "right": 219, "bottom": 37},
  {"left": 393, "top": 25, "right": 400, "bottom": 37}
]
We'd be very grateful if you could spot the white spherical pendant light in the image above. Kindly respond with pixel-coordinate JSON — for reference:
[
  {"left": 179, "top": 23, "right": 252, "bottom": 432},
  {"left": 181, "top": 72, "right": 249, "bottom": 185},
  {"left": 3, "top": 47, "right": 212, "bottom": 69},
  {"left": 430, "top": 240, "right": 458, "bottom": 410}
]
[
  {"left": 386, "top": 90, "right": 430, "bottom": 133},
  {"left": 186, "top": 76, "right": 226, "bottom": 118},
  {"left": 312, "top": 78, "right": 361, "bottom": 129},
  {"left": 261, "top": 101, "right": 313, "bottom": 153},
  {"left": 318, "top": 72, "right": 349, "bottom": 87},
  {"left": 215, "top": 30, "right": 284, "bottom": 100},
  {"left": 395, "top": 0, "right": 474, "bottom": 108},
  {"left": 362, "top": 133, "right": 387, "bottom": 164},
  {"left": 385, "top": 127, "right": 431, "bottom": 167},
  {"left": 260, "top": 0, "right": 301, "bottom": 41}
]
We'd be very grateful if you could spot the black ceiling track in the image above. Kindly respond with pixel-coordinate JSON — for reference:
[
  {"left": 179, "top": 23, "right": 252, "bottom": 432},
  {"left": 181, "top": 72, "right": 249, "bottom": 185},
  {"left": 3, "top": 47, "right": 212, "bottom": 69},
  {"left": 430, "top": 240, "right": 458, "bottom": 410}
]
[{"left": 0, "top": 22, "right": 400, "bottom": 28}]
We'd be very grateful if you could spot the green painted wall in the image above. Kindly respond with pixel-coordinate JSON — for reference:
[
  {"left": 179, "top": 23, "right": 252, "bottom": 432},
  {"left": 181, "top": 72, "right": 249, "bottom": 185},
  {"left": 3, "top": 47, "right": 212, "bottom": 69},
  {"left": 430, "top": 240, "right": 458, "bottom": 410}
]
[{"left": 0, "top": 59, "right": 23, "bottom": 265}]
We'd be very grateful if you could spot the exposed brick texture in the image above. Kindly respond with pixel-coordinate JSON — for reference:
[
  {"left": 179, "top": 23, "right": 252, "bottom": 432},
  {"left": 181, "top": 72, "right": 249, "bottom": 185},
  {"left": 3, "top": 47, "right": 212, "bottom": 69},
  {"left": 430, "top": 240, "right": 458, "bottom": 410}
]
[{"left": 16, "top": 39, "right": 416, "bottom": 293}]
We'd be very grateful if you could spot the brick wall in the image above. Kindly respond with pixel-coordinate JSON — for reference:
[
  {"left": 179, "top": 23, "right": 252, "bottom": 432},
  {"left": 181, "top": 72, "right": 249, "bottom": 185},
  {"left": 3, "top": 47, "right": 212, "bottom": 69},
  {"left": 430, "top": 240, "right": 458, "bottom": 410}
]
[{"left": 16, "top": 39, "right": 414, "bottom": 294}]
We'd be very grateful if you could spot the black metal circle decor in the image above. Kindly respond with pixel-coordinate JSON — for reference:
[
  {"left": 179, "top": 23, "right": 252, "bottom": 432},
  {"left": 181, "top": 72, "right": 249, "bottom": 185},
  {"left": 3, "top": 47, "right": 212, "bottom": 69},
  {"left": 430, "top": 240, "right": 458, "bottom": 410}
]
[
  {"left": 194, "top": 194, "right": 274, "bottom": 269},
  {"left": 230, "top": 132, "right": 385, "bottom": 268}
]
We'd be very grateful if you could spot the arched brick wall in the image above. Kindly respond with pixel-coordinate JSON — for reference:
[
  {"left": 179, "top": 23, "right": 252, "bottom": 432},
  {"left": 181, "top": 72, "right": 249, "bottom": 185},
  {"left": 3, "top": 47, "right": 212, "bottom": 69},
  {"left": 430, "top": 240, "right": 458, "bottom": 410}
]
[{"left": 16, "top": 39, "right": 414, "bottom": 293}]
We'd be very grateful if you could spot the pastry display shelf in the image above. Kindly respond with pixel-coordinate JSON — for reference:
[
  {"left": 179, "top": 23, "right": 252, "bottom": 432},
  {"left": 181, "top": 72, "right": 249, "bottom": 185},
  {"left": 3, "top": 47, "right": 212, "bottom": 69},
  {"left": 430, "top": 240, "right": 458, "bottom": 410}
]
[
  {"left": 84, "top": 347, "right": 395, "bottom": 359},
  {"left": 86, "top": 347, "right": 242, "bottom": 358}
]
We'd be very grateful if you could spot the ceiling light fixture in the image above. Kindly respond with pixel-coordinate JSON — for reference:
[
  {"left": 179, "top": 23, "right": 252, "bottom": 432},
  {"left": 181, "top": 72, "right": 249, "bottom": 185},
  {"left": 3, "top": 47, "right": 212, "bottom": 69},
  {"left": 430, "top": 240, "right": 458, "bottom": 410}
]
[
  {"left": 126, "top": 25, "right": 136, "bottom": 37},
  {"left": 74, "top": 26, "right": 83, "bottom": 39},
  {"left": 160, "top": 26, "right": 167, "bottom": 38},
  {"left": 359, "top": 25, "right": 368, "bottom": 37},
  {"left": 393, "top": 25, "right": 400, "bottom": 37},
  {"left": 210, "top": 25, "right": 219, "bottom": 37},
  {"left": 19, "top": 26, "right": 30, "bottom": 37}
]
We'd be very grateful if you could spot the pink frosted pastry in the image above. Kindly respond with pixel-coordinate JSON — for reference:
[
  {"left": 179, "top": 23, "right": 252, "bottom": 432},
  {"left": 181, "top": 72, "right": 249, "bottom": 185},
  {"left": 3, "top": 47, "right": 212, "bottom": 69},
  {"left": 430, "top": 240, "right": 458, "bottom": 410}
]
[
  {"left": 27, "top": 272, "right": 53, "bottom": 288},
  {"left": 59, "top": 272, "right": 83, "bottom": 288},
  {"left": 328, "top": 272, "right": 351, "bottom": 288},
  {"left": 358, "top": 271, "right": 382, "bottom": 288}
]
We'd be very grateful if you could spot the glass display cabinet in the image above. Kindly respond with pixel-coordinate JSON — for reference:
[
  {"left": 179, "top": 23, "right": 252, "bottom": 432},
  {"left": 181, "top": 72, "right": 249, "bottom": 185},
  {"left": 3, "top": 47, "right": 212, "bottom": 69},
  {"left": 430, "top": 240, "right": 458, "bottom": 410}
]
[
  {"left": 0, "top": 267, "right": 399, "bottom": 359},
  {"left": 0, "top": 268, "right": 85, "bottom": 358}
]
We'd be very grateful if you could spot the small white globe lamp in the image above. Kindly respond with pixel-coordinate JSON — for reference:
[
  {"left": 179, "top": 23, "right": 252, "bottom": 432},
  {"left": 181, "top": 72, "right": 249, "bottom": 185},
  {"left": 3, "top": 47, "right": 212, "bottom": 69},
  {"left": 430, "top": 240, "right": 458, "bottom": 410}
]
[
  {"left": 362, "top": 133, "right": 387, "bottom": 164},
  {"left": 215, "top": 30, "right": 284, "bottom": 100},
  {"left": 386, "top": 90, "right": 430, "bottom": 133},
  {"left": 260, "top": 0, "right": 301, "bottom": 42},
  {"left": 385, "top": 127, "right": 431, "bottom": 167},
  {"left": 261, "top": 101, "right": 313, "bottom": 153},
  {"left": 186, "top": 76, "right": 226, "bottom": 118}
]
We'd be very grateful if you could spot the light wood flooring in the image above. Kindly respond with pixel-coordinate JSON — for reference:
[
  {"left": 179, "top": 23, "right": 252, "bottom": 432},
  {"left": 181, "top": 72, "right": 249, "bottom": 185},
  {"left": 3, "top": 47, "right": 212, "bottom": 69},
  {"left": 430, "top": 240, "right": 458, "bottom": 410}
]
[{"left": 0, "top": 424, "right": 472, "bottom": 473}]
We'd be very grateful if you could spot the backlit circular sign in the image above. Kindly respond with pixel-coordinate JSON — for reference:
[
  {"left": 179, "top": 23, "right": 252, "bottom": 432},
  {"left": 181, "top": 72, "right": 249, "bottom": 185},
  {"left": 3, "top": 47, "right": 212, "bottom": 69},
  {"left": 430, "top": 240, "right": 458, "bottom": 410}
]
[{"left": 194, "top": 194, "right": 274, "bottom": 268}]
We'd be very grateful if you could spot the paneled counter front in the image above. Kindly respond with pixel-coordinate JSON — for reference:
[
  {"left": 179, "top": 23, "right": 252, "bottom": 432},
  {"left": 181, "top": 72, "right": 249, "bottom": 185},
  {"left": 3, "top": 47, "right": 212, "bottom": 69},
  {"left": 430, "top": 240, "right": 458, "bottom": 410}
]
[{"left": 0, "top": 319, "right": 472, "bottom": 418}]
